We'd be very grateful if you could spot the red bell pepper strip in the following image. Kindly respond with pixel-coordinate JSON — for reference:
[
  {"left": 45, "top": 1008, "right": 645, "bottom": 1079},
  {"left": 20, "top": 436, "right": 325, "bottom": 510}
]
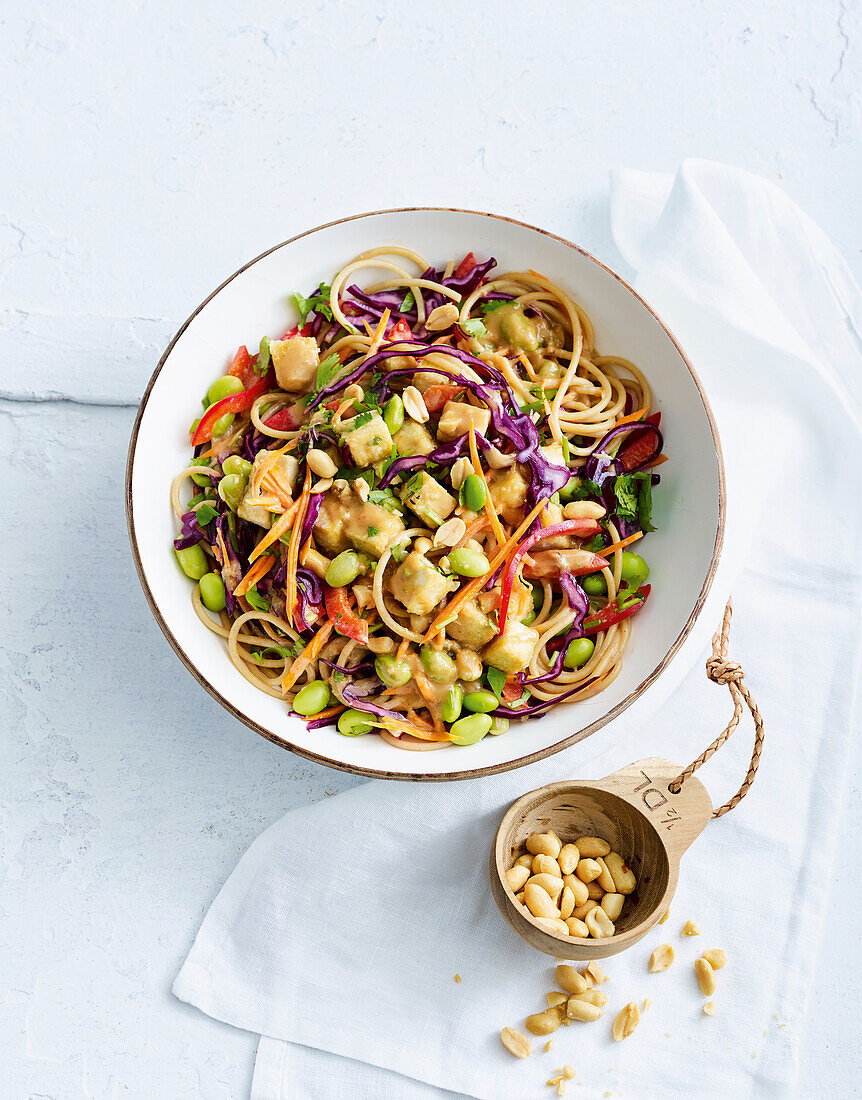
[
  {"left": 454, "top": 252, "right": 476, "bottom": 279},
  {"left": 280, "top": 322, "right": 313, "bottom": 340},
  {"left": 227, "top": 345, "right": 256, "bottom": 387},
  {"left": 582, "top": 585, "right": 651, "bottom": 635},
  {"left": 497, "top": 519, "right": 607, "bottom": 634},
  {"left": 617, "top": 413, "right": 661, "bottom": 472},
  {"left": 263, "top": 403, "right": 305, "bottom": 432},
  {"left": 422, "top": 384, "right": 462, "bottom": 414},
  {"left": 191, "top": 369, "right": 274, "bottom": 447},
  {"left": 323, "top": 585, "right": 369, "bottom": 645},
  {"left": 387, "top": 318, "right": 413, "bottom": 342}
]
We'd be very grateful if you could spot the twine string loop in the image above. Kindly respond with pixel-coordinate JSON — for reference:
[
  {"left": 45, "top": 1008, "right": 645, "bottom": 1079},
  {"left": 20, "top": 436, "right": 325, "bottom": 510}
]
[{"left": 668, "top": 599, "right": 765, "bottom": 819}]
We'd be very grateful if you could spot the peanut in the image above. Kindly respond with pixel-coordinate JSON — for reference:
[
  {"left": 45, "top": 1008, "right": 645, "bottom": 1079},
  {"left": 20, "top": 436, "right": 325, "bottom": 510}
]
[
  {"left": 601, "top": 892, "right": 625, "bottom": 921},
  {"left": 526, "top": 873, "right": 564, "bottom": 901},
  {"left": 570, "top": 989, "right": 609, "bottom": 1008},
  {"left": 515, "top": 891, "right": 525, "bottom": 904},
  {"left": 433, "top": 517, "right": 467, "bottom": 547},
  {"left": 612, "top": 1002, "right": 640, "bottom": 1041},
  {"left": 572, "top": 899, "right": 598, "bottom": 920},
  {"left": 658, "top": 907, "right": 670, "bottom": 924},
  {"left": 595, "top": 857, "right": 616, "bottom": 893},
  {"left": 555, "top": 964, "right": 590, "bottom": 996},
  {"left": 305, "top": 448, "right": 338, "bottom": 478},
  {"left": 524, "top": 883, "right": 559, "bottom": 919},
  {"left": 526, "top": 832, "right": 562, "bottom": 859},
  {"left": 695, "top": 958, "right": 717, "bottom": 996},
  {"left": 532, "top": 854, "right": 562, "bottom": 878},
  {"left": 515, "top": 853, "right": 534, "bottom": 870},
  {"left": 585, "top": 906, "right": 615, "bottom": 939},
  {"left": 562, "top": 874, "right": 589, "bottom": 907},
  {"left": 682, "top": 919, "right": 701, "bottom": 936},
  {"left": 603, "top": 851, "right": 637, "bottom": 894},
  {"left": 547, "top": 991, "right": 568, "bottom": 1009},
  {"left": 586, "top": 961, "right": 607, "bottom": 985},
  {"left": 505, "top": 865, "right": 530, "bottom": 892},
  {"left": 575, "top": 836, "right": 610, "bottom": 858},
  {"left": 500, "top": 1027, "right": 532, "bottom": 1058},
  {"left": 702, "top": 948, "right": 727, "bottom": 970},
  {"left": 534, "top": 916, "right": 570, "bottom": 935},
  {"left": 703, "top": 1001, "right": 716, "bottom": 1016},
  {"left": 565, "top": 917, "right": 589, "bottom": 937},
  {"left": 402, "top": 386, "right": 429, "bottom": 424},
  {"left": 559, "top": 887, "right": 575, "bottom": 920},
  {"left": 525, "top": 1007, "right": 564, "bottom": 1035},
  {"left": 649, "top": 943, "right": 675, "bottom": 972},
  {"left": 575, "top": 858, "right": 602, "bottom": 883},
  {"left": 586, "top": 880, "right": 605, "bottom": 900},
  {"left": 558, "top": 843, "right": 580, "bottom": 875},
  {"left": 566, "top": 998, "right": 604, "bottom": 1023},
  {"left": 425, "top": 303, "right": 459, "bottom": 331},
  {"left": 562, "top": 501, "right": 606, "bottom": 520}
]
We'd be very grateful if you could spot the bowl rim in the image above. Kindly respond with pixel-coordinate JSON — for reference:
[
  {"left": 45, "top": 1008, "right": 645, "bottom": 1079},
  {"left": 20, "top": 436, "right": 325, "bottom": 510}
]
[{"left": 125, "top": 206, "right": 726, "bottom": 782}]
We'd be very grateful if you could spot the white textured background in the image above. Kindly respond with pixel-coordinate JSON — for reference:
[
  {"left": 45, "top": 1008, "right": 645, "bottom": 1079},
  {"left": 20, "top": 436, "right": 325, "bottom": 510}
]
[{"left": 1, "top": 2, "right": 860, "bottom": 1097}]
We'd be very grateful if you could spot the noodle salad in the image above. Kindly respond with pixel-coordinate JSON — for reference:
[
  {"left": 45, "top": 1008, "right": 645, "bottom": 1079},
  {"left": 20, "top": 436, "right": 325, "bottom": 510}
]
[{"left": 171, "top": 247, "right": 665, "bottom": 751}]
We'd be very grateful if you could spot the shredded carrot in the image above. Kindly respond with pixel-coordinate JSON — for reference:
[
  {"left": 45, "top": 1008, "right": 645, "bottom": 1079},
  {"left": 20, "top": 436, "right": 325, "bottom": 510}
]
[
  {"left": 613, "top": 406, "right": 648, "bottom": 429},
  {"left": 517, "top": 352, "right": 537, "bottom": 380},
  {"left": 309, "top": 703, "right": 344, "bottom": 722},
  {"left": 363, "top": 321, "right": 375, "bottom": 337},
  {"left": 281, "top": 619, "right": 334, "bottom": 694},
  {"left": 597, "top": 530, "right": 644, "bottom": 558},
  {"left": 455, "top": 516, "right": 489, "bottom": 548},
  {"left": 367, "top": 308, "right": 391, "bottom": 356},
  {"left": 284, "top": 469, "right": 312, "bottom": 627},
  {"left": 414, "top": 671, "right": 444, "bottom": 732},
  {"left": 396, "top": 637, "right": 411, "bottom": 660},
  {"left": 248, "top": 496, "right": 302, "bottom": 564},
  {"left": 234, "top": 553, "right": 275, "bottom": 599},
  {"left": 424, "top": 497, "right": 551, "bottom": 641},
  {"left": 379, "top": 717, "right": 450, "bottom": 742},
  {"left": 468, "top": 426, "right": 506, "bottom": 548}
]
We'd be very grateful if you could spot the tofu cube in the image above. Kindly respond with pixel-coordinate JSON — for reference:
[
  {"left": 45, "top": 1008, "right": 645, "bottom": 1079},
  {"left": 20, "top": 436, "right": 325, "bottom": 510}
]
[
  {"left": 237, "top": 492, "right": 272, "bottom": 528},
  {"left": 343, "top": 502, "right": 406, "bottom": 558},
  {"left": 313, "top": 494, "right": 351, "bottom": 556},
  {"left": 245, "top": 452, "right": 300, "bottom": 512},
  {"left": 446, "top": 602, "right": 497, "bottom": 648},
  {"left": 540, "top": 442, "right": 568, "bottom": 469},
  {"left": 271, "top": 336, "right": 319, "bottom": 391},
  {"left": 394, "top": 420, "right": 435, "bottom": 457},
  {"left": 399, "top": 472, "right": 456, "bottom": 527},
  {"left": 391, "top": 551, "right": 451, "bottom": 615},
  {"left": 488, "top": 465, "right": 529, "bottom": 524},
  {"left": 436, "top": 401, "right": 491, "bottom": 442},
  {"left": 338, "top": 413, "right": 393, "bottom": 468},
  {"left": 483, "top": 620, "right": 539, "bottom": 673}
]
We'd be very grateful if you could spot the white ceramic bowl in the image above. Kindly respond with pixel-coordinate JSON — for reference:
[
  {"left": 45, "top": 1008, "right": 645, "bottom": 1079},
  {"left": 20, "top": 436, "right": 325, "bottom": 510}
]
[{"left": 126, "top": 208, "right": 724, "bottom": 780}]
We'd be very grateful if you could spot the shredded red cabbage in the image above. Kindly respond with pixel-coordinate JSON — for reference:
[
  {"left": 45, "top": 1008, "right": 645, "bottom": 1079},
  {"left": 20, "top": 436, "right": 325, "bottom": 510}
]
[{"left": 492, "top": 678, "right": 598, "bottom": 719}]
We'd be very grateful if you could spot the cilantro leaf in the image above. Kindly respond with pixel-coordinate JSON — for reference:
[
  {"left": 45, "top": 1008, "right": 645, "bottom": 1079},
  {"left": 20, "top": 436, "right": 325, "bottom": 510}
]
[
  {"left": 348, "top": 410, "right": 373, "bottom": 430},
  {"left": 582, "top": 533, "right": 608, "bottom": 553},
  {"left": 638, "top": 474, "right": 657, "bottom": 533},
  {"left": 246, "top": 584, "right": 270, "bottom": 612},
  {"left": 400, "top": 290, "right": 415, "bottom": 313},
  {"left": 313, "top": 352, "right": 341, "bottom": 394},
  {"left": 195, "top": 503, "right": 219, "bottom": 526},
  {"left": 251, "top": 645, "right": 295, "bottom": 665},
  {"left": 367, "top": 525, "right": 380, "bottom": 537},
  {"left": 486, "top": 666, "right": 507, "bottom": 703},
  {"left": 481, "top": 298, "right": 509, "bottom": 315},
  {"left": 402, "top": 472, "right": 425, "bottom": 497},
  {"left": 290, "top": 285, "right": 333, "bottom": 324},
  {"left": 613, "top": 475, "right": 640, "bottom": 522},
  {"left": 462, "top": 318, "right": 487, "bottom": 338}
]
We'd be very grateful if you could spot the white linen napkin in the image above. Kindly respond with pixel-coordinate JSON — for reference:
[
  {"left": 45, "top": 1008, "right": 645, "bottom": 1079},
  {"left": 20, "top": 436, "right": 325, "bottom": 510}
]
[{"left": 174, "top": 161, "right": 862, "bottom": 1100}]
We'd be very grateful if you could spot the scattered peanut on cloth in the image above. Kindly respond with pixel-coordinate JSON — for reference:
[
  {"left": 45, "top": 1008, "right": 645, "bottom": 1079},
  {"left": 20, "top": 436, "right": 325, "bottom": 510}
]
[{"left": 506, "top": 830, "right": 637, "bottom": 939}]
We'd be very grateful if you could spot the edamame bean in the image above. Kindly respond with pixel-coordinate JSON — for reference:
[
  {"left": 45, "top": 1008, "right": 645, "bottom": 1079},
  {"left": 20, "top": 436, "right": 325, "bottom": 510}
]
[
  {"left": 325, "top": 550, "right": 364, "bottom": 588},
  {"left": 218, "top": 473, "right": 248, "bottom": 511},
  {"left": 449, "top": 712, "right": 492, "bottom": 745},
  {"left": 383, "top": 394, "right": 405, "bottom": 435},
  {"left": 338, "top": 708, "right": 374, "bottom": 736},
  {"left": 222, "top": 455, "right": 253, "bottom": 478},
  {"left": 448, "top": 547, "right": 490, "bottom": 577},
  {"left": 582, "top": 572, "right": 607, "bottom": 597},
  {"left": 419, "top": 646, "right": 457, "bottom": 683},
  {"left": 461, "top": 473, "right": 487, "bottom": 512},
  {"left": 441, "top": 683, "right": 463, "bottom": 723},
  {"left": 207, "top": 375, "right": 244, "bottom": 406},
  {"left": 175, "top": 544, "right": 208, "bottom": 580},
  {"left": 463, "top": 689, "right": 498, "bottom": 714},
  {"left": 619, "top": 551, "right": 650, "bottom": 587},
  {"left": 191, "top": 457, "right": 213, "bottom": 487},
  {"left": 374, "top": 654, "right": 412, "bottom": 688},
  {"left": 293, "top": 679, "right": 331, "bottom": 716},
  {"left": 199, "top": 572, "right": 226, "bottom": 611},
  {"left": 212, "top": 412, "right": 235, "bottom": 437},
  {"left": 564, "top": 637, "right": 595, "bottom": 670},
  {"left": 488, "top": 716, "right": 510, "bottom": 736}
]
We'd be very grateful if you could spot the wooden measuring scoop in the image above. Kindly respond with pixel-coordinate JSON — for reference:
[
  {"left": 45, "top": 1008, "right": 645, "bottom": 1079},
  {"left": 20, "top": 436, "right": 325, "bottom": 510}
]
[
  {"left": 489, "top": 602, "right": 765, "bottom": 960},
  {"left": 490, "top": 757, "right": 712, "bottom": 959}
]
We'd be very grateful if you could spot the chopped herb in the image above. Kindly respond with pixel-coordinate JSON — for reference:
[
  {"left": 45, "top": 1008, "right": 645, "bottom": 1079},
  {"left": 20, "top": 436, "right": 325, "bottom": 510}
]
[
  {"left": 613, "top": 475, "right": 640, "bottom": 522},
  {"left": 253, "top": 335, "right": 272, "bottom": 377},
  {"left": 195, "top": 503, "right": 219, "bottom": 526},
  {"left": 402, "top": 472, "right": 425, "bottom": 497},
  {"left": 347, "top": 411, "right": 373, "bottom": 430},
  {"left": 400, "top": 290, "right": 415, "bottom": 313},
  {"left": 377, "top": 445, "right": 398, "bottom": 479},
  {"left": 367, "top": 525, "right": 380, "bottom": 537},
  {"left": 372, "top": 436, "right": 382, "bottom": 446},
  {"left": 251, "top": 644, "right": 296, "bottom": 664},
  {"left": 560, "top": 436, "right": 571, "bottom": 463},
  {"left": 245, "top": 584, "right": 270, "bottom": 612},
  {"left": 462, "top": 317, "right": 487, "bottom": 338},
  {"left": 290, "top": 285, "right": 333, "bottom": 323},
  {"left": 313, "top": 352, "right": 342, "bottom": 394},
  {"left": 368, "top": 486, "right": 402, "bottom": 513},
  {"left": 582, "top": 533, "right": 609, "bottom": 553},
  {"left": 391, "top": 543, "right": 407, "bottom": 563},
  {"left": 481, "top": 298, "right": 509, "bottom": 315},
  {"left": 486, "top": 666, "right": 507, "bottom": 703},
  {"left": 638, "top": 474, "right": 656, "bottom": 533},
  {"left": 616, "top": 589, "right": 645, "bottom": 611}
]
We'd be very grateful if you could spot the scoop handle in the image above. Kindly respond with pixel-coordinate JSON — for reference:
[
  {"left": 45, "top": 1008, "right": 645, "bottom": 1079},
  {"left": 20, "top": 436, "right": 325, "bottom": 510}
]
[{"left": 592, "top": 756, "right": 713, "bottom": 864}]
